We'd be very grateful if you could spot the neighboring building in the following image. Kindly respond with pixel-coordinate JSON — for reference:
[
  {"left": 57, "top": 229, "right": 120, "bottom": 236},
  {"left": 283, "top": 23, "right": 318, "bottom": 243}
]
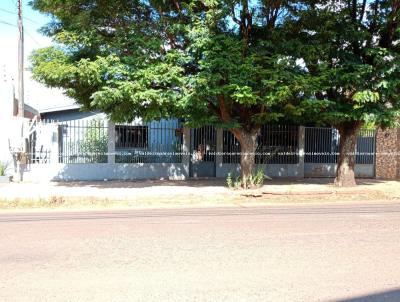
[
  {"left": 0, "top": 81, "right": 40, "bottom": 173},
  {"left": 12, "top": 98, "right": 40, "bottom": 119},
  {"left": 40, "top": 104, "right": 96, "bottom": 121}
]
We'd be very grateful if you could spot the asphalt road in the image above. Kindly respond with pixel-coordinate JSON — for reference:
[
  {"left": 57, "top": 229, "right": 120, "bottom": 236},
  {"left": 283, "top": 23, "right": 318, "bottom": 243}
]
[{"left": 1, "top": 204, "right": 400, "bottom": 302}]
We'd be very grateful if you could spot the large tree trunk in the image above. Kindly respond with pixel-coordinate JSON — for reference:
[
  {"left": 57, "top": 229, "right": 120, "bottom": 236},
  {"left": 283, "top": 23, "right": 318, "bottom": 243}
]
[
  {"left": 334, "top": 122, "right": 361, "bottom": 187},
  {"left": 231, "top": 128, "right": 259, "bottom": 189}
]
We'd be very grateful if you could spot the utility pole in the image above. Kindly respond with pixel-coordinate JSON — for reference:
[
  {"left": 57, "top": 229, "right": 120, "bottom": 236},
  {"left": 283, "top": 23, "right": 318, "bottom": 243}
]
[{"left": 17, "top": 0, "right": 24, "bottom": 118}]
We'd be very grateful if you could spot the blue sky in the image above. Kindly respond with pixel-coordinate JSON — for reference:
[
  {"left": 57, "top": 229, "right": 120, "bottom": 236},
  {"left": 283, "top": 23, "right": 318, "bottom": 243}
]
[{"left": 0, "top": 0, "right": 72, "bottom": 110}]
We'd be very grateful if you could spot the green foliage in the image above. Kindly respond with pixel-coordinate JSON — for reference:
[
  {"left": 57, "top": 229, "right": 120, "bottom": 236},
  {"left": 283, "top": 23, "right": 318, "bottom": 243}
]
[
  {"left": 0, "top": 162, "right": 8, "bottom": 176},
  {"left": 227, "top": 169, "right": 265, "bottom": 190},
  {"left": 79, "top": 119, "right": 108, "bottom": 163},
  {"left": 285, "top": 1, "right": 400, "bottom": 128},
  {"left": 31, "top": 0, "right": 400, "bottom": 131},
  {"left": 249, "top": 169, "right": 265, "bottom": 188},
  {"left": 226, "top": 172, "right": 234, "bottom": 189},
  {"left": 29, "top": 0, "right": 307, "bottom": 128}
]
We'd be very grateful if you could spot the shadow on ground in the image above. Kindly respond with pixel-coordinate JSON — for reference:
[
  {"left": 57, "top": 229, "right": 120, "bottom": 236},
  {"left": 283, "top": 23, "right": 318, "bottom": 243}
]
[
  {"left": 334, "top": 288, "right": 400, "bottom": 302},
  {"left": 52, "top": 177, "right": 389, "bottom": 189}
]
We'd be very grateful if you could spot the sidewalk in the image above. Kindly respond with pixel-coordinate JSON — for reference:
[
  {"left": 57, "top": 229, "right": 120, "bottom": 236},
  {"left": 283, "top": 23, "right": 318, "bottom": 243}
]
[{"left": 0, "top": 178, "right": 399, "bottom": 210}]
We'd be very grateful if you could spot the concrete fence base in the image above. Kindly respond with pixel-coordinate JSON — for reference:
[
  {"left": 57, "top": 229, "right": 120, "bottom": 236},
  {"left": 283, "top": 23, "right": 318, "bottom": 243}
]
[
  {"left": 21, "top": 163, "right": 189, "bottom": 182},
  {"left": 20, "top": 162, "right": 376, "bottom": 182}
]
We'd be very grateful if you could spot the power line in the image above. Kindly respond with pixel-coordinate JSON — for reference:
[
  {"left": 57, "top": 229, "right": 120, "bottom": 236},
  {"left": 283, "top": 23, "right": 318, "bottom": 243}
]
[
  {"left": 25, "top": 29, "right": 41, "bottom": 47},
  {"left": 0, "top": 20, "right": 15, "bottom": 27},
  {"left": 0, "top": 7, "right": 43, "bottom": 26},
  {"left": 0, "top": 19, "right": 43, "bottom": 47},
  {"left": 10, "top": 0, "right": 17, "bottom": 9},
  {"left": 0, "top": 7, "right": 16, "bottom": 15}
]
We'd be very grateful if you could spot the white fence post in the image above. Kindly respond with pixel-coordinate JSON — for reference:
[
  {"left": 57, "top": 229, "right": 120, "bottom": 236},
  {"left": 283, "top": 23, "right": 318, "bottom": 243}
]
[
  {"left": 50, "top": 123, "right": 59, "bottom": 164},
  {"left": 215, "top": 128, "right": 223, "bottom": 177},
  {"left": 107, "top": 120, "right": 115, "bottom": 164},
  {"left": 182, "top": 127, "right": 191, "bottom": 179},
  {"left": 298, "top": 126, "right": 305, "bottom": 178}
]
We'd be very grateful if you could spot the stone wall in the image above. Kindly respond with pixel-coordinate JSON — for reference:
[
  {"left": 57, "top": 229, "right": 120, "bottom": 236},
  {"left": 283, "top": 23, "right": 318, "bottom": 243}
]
[
  {"left": 398, "top": 129, "right": 400, "bottom": 178},
  {"left": 375, "top": 128, "right": 400, "bottom": 179}
]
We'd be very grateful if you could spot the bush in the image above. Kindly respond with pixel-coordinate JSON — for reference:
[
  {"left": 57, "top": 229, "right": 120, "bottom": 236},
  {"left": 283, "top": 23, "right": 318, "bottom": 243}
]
[
  {"left": 226, "top": 169, "right": 266, "bottom": 189},
  {"left": 79, "top": 119, "right": 108, "bottom": 163},
  {"left": 249, "top": 169, "right": 265, "bottom": 187},
  {"left": 0, "top": 162, "right": 8, "bottom": 176}
]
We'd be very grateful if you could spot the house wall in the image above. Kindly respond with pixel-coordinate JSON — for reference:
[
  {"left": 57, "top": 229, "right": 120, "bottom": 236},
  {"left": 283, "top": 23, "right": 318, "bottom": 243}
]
[{"left": 0, "top": 82, "right": 17, "bottom": 175}]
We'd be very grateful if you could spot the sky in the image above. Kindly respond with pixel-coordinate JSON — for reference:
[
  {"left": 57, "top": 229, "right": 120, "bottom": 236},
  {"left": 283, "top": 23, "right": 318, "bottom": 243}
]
[{"left": 0, "top": 0, "right": 73, "bottom": 111}]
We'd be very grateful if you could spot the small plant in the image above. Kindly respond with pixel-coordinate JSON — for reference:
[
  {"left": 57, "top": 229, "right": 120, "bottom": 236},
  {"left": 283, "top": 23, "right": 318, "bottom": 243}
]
[
  {"left": 226, "top": 172, "right": 233, "bottom": 189},
  {"left": 0, "top": 162, "right": 8, "bottom": 176},
  {"left": 226, "top": 172, "right": 243, "bottom": 189},
  {"left": 227, "top": 169, "right": 266, "bottom": 189},
  {"left": 234, "top": 176, "right": 242, "bottom": 189},
  {"left": 249, "top": 169, "right": 265, "bottom": 187}
]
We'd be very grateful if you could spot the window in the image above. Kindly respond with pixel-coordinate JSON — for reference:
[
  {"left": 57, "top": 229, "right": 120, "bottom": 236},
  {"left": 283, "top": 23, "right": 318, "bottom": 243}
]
[{"left": 115, "top": 125, "right": 148, "bottom": 149}]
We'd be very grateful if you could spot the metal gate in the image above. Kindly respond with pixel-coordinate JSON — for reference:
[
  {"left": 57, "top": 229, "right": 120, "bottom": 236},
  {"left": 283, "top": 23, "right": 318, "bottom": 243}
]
[
  {"left": 190, "top": 126, "right": 216, "bottom": 177},
  {"left": 304, "top": 127, "right": 376, "bottom": 178}
]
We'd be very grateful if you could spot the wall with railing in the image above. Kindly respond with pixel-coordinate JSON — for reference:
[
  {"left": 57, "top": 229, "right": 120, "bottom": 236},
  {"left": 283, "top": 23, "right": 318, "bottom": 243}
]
[
  {"left": 21, "top": 117, "right": 377, "bottom": 181},
  {"left": 304, "top": 127, "right": 376, "bottom": 177}
]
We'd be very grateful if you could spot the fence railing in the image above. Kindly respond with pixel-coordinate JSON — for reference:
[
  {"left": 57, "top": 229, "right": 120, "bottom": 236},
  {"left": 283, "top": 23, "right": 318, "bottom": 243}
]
[
  {"left": 115, "top": 119, "right": 182, "bottom": 164},
  {"left": 27, "top": 119, "right": 376, "bottom": 167},
  {"left": 59, "top": 119, "right": 108, "bottom": 164},
  {"left": 27, "top": 119, "right": 183, "bottom": 164},
  {"left": 223, "top": 125, "right": 299, "bottom": 164},
  {"left": 304, "top": 127, "right": 376, "bottom": 164},
  {"left": 191, "top": 126, "right": 216, "bottom": 162}
]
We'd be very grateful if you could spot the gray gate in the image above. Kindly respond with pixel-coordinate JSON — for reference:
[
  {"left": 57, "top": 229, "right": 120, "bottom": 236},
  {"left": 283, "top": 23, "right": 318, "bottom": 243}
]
[
  {"left": 190, "top": 126, "right": 216, "bottom": 177},
  {"left": 304, "top": 127, "right": 376, "bottom": 178}
]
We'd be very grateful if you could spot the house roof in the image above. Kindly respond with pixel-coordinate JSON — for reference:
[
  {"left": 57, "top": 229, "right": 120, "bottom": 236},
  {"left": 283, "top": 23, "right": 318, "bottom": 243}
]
[
  {"left": 24, "top": 103, "right": 39, "bottom": 115},
  {"left": 39, "top": 104, "right": 81, "bottom": 114}
]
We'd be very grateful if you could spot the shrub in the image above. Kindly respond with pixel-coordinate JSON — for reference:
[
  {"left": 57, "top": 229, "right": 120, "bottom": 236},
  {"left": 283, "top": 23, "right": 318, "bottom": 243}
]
[
  {"left": 249, "top": 169, "right": 265, "bottom": 187},
  {"left": 0, "top": 162, "right": 8, "bottom": 176},
  {"left": 226, "top": 169, "right": 265, "bottom": 189},
  {"left": 79, "top": 119, "right": 108, "bottom": 163}
]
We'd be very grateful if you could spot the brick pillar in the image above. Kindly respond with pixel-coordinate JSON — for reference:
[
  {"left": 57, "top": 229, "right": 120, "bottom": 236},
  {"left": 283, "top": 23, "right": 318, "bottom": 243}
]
[
  {"left": 398, "top": 130, "right": 400, "bottom": 178},
  {"left": 375, "top": 128, "right": 399, "bottom": 179}
]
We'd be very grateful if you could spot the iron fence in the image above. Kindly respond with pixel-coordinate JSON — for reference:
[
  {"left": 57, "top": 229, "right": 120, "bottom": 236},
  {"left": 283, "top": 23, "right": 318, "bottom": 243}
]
[
  {"left": 59, "top": 119, "right": 108, "bottom": 163},
  {"left": 304, "top": 127, "right": 376, "bottom": 164},
  {"left": 115, "top": 119, "right": 183, "bottom": 163},
  {"left": 223, "top": 125, "right": 299, "bottom": 164},
  {"left": 28, "top": 119, "right": 183, "bottom": 164},
  {"left": 27, "top": 119, "right": 376, "bottom": 167},
  {"left": 191, "top": 125, "right": 216, "bottom": 162}
]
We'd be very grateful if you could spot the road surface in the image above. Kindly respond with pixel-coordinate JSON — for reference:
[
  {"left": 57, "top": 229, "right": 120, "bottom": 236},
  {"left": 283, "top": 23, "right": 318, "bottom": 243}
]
[{"left": 1, "top": 204, "right": 400, "bottom": 302}]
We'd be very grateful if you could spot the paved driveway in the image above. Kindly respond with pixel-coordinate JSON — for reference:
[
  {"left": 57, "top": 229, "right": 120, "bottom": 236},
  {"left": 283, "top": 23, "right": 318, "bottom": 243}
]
[{"left": 1, "top": 204, "right": 400, "bottom": 301}]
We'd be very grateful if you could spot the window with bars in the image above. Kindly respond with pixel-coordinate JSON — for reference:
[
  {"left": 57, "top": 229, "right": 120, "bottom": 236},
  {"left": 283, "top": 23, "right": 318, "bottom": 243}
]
[{"left": 115, "top": 125, "right": 148, "bottom": 149}]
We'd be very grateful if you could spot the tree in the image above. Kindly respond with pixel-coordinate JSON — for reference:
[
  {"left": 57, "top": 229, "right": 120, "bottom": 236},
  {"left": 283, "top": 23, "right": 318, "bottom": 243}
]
[
  {"left": 286, "top": 0, "right": 400, "bottom": 186},
  {"left": 30, "top": 0, "right": 306, "bottom": 188}
]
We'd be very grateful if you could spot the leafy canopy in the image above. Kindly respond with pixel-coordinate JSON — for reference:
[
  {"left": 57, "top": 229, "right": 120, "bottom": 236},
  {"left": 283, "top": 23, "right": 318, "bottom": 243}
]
[
  {"left": 30, "top": 0, "right": 308, "bottom": 130},
  {"left": 30, "top": 0, "right": 400, "bottom": 131},
  {"left": 286, "top": 0, "right": 400, "bottom": 128}
]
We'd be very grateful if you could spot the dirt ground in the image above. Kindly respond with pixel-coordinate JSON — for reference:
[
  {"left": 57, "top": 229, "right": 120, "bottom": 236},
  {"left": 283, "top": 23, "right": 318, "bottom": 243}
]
[{"left": 0, "top": 178, "right": 399, "bottom": 210}]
